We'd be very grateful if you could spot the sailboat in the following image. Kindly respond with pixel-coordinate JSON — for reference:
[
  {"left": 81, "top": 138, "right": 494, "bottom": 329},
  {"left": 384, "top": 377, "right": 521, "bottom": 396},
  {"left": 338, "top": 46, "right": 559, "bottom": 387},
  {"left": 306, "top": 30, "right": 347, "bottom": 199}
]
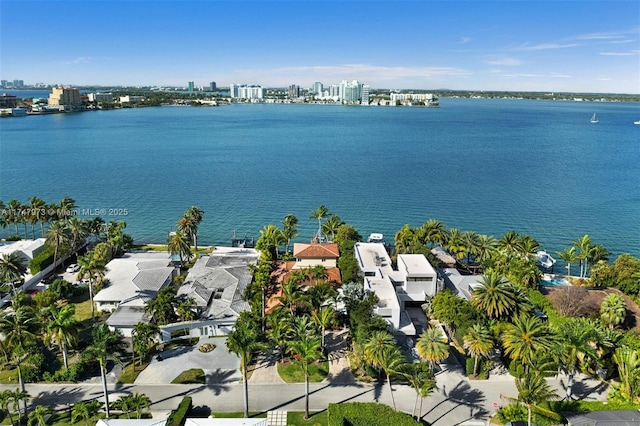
[{"left": 590, "top": 113, "right": 598, "bottom": 123}]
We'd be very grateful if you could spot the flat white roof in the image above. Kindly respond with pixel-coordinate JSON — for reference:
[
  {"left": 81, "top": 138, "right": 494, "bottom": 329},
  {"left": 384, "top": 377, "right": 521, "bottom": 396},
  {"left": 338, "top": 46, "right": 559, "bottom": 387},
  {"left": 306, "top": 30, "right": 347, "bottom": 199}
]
[
  {"left": 0, "top": 238, "right": 45, "bottom": 259},
  {"left": 354, "top": 242, "right": 394, "bottom": 276},
  {"left": 398, "top": 254, "right": 436, "bottom": 276},
  {"left": 366, "top": 277, "right": 400, "bottom": 310}
]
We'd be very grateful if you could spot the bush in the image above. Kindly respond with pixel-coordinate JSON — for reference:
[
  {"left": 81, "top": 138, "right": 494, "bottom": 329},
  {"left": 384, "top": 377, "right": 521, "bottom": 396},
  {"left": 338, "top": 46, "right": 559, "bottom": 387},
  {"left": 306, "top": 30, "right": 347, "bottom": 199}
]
[
  {"left": 29, "top": 247, "right": 55, "bottom": 274},
  {"left": 167, "top": 396, "right": 192, "bottom": 426},
  {"left": 327, "top": 402, "right": 420, "bottom": 426}
]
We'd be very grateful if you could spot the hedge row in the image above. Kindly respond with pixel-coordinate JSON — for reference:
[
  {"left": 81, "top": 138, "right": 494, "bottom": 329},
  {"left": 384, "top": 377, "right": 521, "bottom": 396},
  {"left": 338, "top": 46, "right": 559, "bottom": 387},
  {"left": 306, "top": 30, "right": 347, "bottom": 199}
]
[
  {"left": 327, "top": 402, "right": 420, "bottom": 426},
  {"left": 29, "top": 247, "right": 55, "bottom": 274},
  {"left": 167, "top": 396, "right": 192, "bottom": 426}
]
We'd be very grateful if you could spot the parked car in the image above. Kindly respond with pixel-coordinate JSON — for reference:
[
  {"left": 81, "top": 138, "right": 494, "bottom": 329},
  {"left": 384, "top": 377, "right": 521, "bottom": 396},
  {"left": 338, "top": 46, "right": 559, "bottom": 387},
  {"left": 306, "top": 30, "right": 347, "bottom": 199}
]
[
  {"left": 41, "top": 274, "right": 58, "bottom": 285},
  {"left": 66, "top": 264, "right": 80, "bottom": 273}
]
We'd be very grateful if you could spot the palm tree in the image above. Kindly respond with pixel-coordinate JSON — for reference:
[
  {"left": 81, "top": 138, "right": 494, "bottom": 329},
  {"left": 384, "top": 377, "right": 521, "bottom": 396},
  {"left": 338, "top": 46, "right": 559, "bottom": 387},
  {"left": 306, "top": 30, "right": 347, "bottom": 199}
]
[
  {"left": 376, "top": 345, "right": 406, "bottom": 410},
  {"left": 87, "top": 324, "right": 126, "bottom": 418},
  {"left": 555, "top": 320, "right": 598, "bottom": 398},
  {"left": 77, "top": 251, "right": 106, "bottom": 320},
  {"left": 182, "top": 206, "right": 204, "bottom": 251},
  {"left": 445, "top": 228, "right": 466, "bottom": 260},
  {"left": 463, "top": 324, "right": 494, "bottom": 377},
  {"left": 461, "top": 230, "right": 479, "bottom": 266},
  {"left": 572, "top": 234, "right": 593, "bottom": 278},
  {"left": 71, "top": 401, "right": 102, "bottom": 426},
  {"left": 289, "top": 334, "right": 323, "bottom": 419},
  {"left": 612, "top": 346, "right": 640, "bottom": 403},
  {"left": 309, "top": 205, "right": 329, "bottom": 242},
  {"left": 415, "top": 327, "right": 450, "bottom": 372},
  {"left": 420, "top": 219, "right": 447, "bottom": 248},
  {"left": 67, "top": 217, "right": 88, "bottom": 253},
  {"left": 502, "top": 370, "right": 559, "bottom": 426},
  {"left": 132, "top": 322, "right": 159, "bottom": 368},
  {"left": 470, "top": 273, "right": 518, "bottom": 320},
  {"left": 266, "top": 310, "right": 291, "bottom": 362},
  {"left": 113, "top": 394, "right": 133, "bottom": 418},
  {"left": 322, "top": 214, "right": 343, "bottom": 242},
  {"left": 503, "top": 315, "right": 556, "bottom": 373},
  {"left": 43, "top": 304, "right": 79, "bottom": 370},
  {"left": 226, "top": 318, "right": 262, "bottom": 418},
  {"left": 556, "top": 247, "right": 579, "bottom": 278},
  {"left": 0, "top": 306, "right": 37, "bottom": 414},
  {"left": 0, "top": 251, "right": 27, "bottom": 296},
  {"left": 27, "top": 196, "right": 46, "bottom": 239},
  {"left": 167, "top": 231, "right": 191, "bottom": 267},
  {"left": 129, "top": 393, "right": 152, "bottom": 419},
  {"left": 0, "top": 389, "right": 15, "bottom": 426},
  {"left": 394, "top": 224, "right": 417, "bottom": 254},
  {"left": 144, "top": 286, "right": 178, "bottom": 325},
  {"left": 312, "top": 306, "right": 336, "bottom": 350},
  {"left": 45, "top": 221, "right": 70, "bottom": 271},
  {"left": 255, "top": 224, "right": 285, "bottom": 260},
  {"left": 11, "top": 388, "right": 30, "bottom": 425},
  {"left": 176, "top": 297, "right": 197, "bottom": 322},
  {"left": 402, "top": 363, "right": 437, "bottom": 420},
  {"left": 600, "top": 293, "right": 627, "bottom": 329},
  {"left": 281, "top": 214, "right": 299, "bottom": 254},
  {"left": 363, "top": 331, "right": 396, "bottom": 372},
  {"left": 6, "top": 199, "right": 22, "bottom": 236},
  {"left": 28, "top": 404, "right": 52, "bottom": 426}
]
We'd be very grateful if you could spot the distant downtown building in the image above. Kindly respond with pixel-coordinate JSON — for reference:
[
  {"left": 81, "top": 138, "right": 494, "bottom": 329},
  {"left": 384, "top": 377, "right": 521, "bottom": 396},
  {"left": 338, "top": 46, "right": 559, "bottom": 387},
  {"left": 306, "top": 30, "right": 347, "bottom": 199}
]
[
  {"left": 48, "top": 86, "right": 82, "bottom": 107},
  {"left": 339, "top": 79, "right": 362, "bottom": 104},
  {"left": 288, "top": 84, "right": 300, "bottom": 99},
  {"left": 313, "top": 81, "right": 323, "bottom": 94},
  {"left": 209, "top": 81, "right": 216, "bottom": 91},
  {"left": 390, "top": 93, "right": 437, "bottom": 103},
  {"left": 188, "top": 81, "right": 194, "bottom": 92},
  {"left": 229, "top": 84, "right": 264, "bottom": 100}
]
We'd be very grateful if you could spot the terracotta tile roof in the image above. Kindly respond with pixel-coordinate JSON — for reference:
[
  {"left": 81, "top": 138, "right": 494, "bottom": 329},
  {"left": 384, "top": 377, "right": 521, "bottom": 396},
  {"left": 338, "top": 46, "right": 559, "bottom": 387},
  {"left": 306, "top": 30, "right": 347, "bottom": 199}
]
[{"left": 293, "top": 243, "right": 340, "bottom": 258}]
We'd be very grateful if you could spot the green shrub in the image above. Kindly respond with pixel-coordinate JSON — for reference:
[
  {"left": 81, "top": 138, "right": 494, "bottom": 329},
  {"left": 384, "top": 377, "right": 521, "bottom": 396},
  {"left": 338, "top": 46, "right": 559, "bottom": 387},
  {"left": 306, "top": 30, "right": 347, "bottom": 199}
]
[
  {"left": 327, "top": 402, "right": 420, "bottom": 426},
  {"left": 29, "top": 247, "right": 55, "bottom": 274},
  {"left": 167, "top": 396, "right": 192, "bottom": 426}
]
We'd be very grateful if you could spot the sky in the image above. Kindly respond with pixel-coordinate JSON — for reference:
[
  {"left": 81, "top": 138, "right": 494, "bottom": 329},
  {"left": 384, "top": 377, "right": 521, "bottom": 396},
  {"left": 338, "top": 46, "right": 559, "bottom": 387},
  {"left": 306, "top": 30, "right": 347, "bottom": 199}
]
[{"left": 1, "top": 1, "right": 639, "bottom": 93}]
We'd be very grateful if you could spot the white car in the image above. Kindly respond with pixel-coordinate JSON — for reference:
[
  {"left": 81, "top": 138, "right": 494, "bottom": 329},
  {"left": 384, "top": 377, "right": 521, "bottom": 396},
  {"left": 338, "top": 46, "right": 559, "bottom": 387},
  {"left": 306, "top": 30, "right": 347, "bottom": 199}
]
[{"left": 66, "top": 264, "right": 80, "bottom": 273}]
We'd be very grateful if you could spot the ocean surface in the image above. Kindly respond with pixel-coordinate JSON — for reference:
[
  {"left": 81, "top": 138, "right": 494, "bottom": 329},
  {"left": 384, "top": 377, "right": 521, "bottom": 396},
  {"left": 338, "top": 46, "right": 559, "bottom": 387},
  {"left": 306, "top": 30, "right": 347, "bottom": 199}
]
[{"left": 1, "top": 98, "right": 639, "bottom": 262}]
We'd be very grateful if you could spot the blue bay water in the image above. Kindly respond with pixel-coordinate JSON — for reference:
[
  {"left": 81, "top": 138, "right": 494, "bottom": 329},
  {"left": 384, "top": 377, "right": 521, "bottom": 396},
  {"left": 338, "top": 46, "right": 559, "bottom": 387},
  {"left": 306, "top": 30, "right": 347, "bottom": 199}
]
[{"left": 1, "top": 98, "right": 639, "bottom": 260}]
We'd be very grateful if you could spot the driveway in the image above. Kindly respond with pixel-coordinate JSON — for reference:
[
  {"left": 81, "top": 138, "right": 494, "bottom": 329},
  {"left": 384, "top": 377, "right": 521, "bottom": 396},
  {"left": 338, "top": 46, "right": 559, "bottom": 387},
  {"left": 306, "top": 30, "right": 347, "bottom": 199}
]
[{"left": 134, "top": 336, "right": 240, "bottom": 385}]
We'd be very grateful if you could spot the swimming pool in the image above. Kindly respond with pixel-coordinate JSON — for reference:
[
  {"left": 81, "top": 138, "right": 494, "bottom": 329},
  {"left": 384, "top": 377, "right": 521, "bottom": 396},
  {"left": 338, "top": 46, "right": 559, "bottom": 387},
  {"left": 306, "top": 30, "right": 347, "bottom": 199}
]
[{"left": 541, "top": 279, "right": 569, "bottom": 286}]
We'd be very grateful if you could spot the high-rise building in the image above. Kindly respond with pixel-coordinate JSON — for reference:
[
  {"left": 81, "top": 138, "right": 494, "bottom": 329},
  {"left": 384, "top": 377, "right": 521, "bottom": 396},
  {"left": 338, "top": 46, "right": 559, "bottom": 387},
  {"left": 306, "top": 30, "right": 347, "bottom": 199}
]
[
  {"left": 188, "top": 81, "right": 194, "bottom": 92},
  {"left": 313, "top": 82, "right": 323, "bottom": 95},
  {"left": 0, "top": 80, "right": 7, "bottom": 88},
  {"left": 340, "top": 80, "right": 362, "bottom": 103},
  {"left": 288, "top": 84, "right": 300, "bottom": 99},
  {"left": 361, "top": 85, "right": 370, "bottom": 105},
  {"left": 13, "top": 80, "right": 24, "bottom": 88},
  {"left": 209, "top": 81, "right": 217, "bottom": 91},
  {"left": 48, "top": 86, "right": 82, "bottom": 106},
  {"left": 229, "top": 84, "right": 264, "bottom": 100}
]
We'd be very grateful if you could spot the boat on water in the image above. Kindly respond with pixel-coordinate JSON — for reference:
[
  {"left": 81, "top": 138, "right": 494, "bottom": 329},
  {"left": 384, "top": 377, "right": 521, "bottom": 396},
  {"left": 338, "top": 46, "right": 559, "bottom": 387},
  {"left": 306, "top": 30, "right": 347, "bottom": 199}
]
[
  {"left": 367, "top": 233, "right": 385, "bottom": 244},
  {"left": 536, "top": 250, "right": 556, "bottom": 269},
  {"left": 590, "top": 113, "right": 598, "bottom": 123},
  {"left": 634, "top": 120, "right": 640, "bottom": 125}
]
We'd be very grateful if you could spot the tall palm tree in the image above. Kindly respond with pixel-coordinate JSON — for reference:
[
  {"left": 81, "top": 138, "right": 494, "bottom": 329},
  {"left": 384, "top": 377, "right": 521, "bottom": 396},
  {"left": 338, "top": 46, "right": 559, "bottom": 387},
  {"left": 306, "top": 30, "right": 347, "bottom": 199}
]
[
  {"left": 445, "top": 228, "right": 466, "bottom": 260},
  {"left": 322, "top": 214, "right": 343, "bottom": 242},
  {"left": 27, "top": 196, "right": 46, "bottom": 239},
  {"left": 420, "top": 219, "right": 447, "bottom": 248},
  {"left": 176, "top": 297, "right": 197, "bottom": 322},
  {"left": 470, "top": 273, "right": 518, "bottom": 320},
  {"left": 67, "top": 217, "right": 88, "bottom": 253},
  {"left": 11, "top": 388, "right": 30, "bottom": 425},
  {"left": 0, "top": 306, "right": 37, "bottom": 414},
  {"left": 363, "top": 331, "right": 396, "bottom": 372},
  {"left": 394, "top": 224, "right": 417, "bottom": 254},
  {"left": 461, "top": 230, "right": 479, "bottom": 266},
  {"left": 0, "top": 389, "right": 15, "bottom": 426},
  {"left": 28, "top": 404, "right": 52, "bottom": 426},
  {"left": 289, "top": 334, "right": 323, "bottom": 419},
  {"left": 6, "top": 199, "right": 22, "bottom": 236},
  {"left": 554, "top": 320, "right": 598, "bottom": 398},
  {"left": 183, "top": 206, "right": 204, "bottom": 251},
  {"left": 502, "top": 370, "right": 559, "bottom": 426},
  {"left": 502, "top": 315, "right": 556, "bottom": 373},
  {"left": 556, "top": 247, "right": 579, "bottom": 278},
  {"left": 309, "top": 205, "right": 329, "bottom": 242},
  {"left": 463, "top": 324, "right": 494, "bottom": 377},
  {"left": 113, "top": 394, "right": 133, "bottom": 418},
  {"left": 402, "top": 363, "right": 437, "bottom": 420},
  {"left": 0, "top": 251, "right": 27, "bottom": 296},
  {"left": 281, "top": 214, "right": 299, "bottom": 254},
  {"left": 226, "top": 318, "right": 262, "bottom": 418},
  {"left": 312, "top": 306, "right": 336, "bottom": 350},
  {"left": 45, "top": 221, "right": 70, "bottom": 271},
  {"left": 77, "top": 251, "right": 106, "bottom": 320},
  {"left": 375, "top": 345, "right": 406, "bottom": 410},
  {"left": 600, "top": 293, "right": 627, "bottom": 329},
  {"left": 72, "top": 401, "right": 102, "bottom": 426},
  {"left": 572, "top": 234, "right": 593, "bottom": 278},
  {"left": 415, "top": 327, "right": 450, "bottom": 372},
  {"left": 87, "top": 324, "right": 126, "bottom": 419},
  {"left": 167, "top": 231, "right": 191, "bottom": 267},
  {"left": 266, "top": 310, "right": 292, "bottom": 362},
  {"left": 43, "top": 304, "right": 79, "bottom": 370},
  {"left": 144, "top": 286, "right": 178, "bottom": 325}
]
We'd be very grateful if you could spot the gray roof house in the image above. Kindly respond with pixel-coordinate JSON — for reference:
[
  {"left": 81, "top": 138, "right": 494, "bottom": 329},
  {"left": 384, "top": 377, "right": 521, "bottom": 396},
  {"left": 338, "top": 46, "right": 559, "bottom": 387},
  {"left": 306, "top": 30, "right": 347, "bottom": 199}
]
[
  {"left": 95, "top": 252, "right": 175, "bottom": 337},
  {"left": 563, "top": 410, "right": 640, "bottom": 426}
]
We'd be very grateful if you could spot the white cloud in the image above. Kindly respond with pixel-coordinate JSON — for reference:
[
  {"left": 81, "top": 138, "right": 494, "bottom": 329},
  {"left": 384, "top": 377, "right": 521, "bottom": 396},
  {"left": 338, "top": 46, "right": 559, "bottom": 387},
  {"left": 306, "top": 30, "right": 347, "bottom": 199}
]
[
  {"left": 599, "top": 51, "right": 638, "bottom": 56},
  {"left": 459, "top": 37, "right": 472, "bottom": 44},
  {"left": 514, "top": 43, "right": 579, "bottom": 51},
  {"left": 501, "top": 73, "right": 571, "bottom": 79},
  {"left": 59, "top": 56, "right": 92, "bottom": 65},
  {"left": 485, "top": 58, "right": 522, "bottom": 66}
]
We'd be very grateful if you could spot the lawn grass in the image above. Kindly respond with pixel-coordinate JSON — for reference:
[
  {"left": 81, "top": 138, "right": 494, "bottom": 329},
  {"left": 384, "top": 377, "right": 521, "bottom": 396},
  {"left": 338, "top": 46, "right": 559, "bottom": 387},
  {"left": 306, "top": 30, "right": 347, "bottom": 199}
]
[
  {"left": 118, "top": 360, "right": 150, "bottom": 384},
  {"left": 277, "top": 360, "right": 329, "bottom": 383},
  {"left": 171, "top": 368, "right": 205, "bottom": 384},
  {"left": 68, "top": 290, "right": 93, "bottom": 323}
]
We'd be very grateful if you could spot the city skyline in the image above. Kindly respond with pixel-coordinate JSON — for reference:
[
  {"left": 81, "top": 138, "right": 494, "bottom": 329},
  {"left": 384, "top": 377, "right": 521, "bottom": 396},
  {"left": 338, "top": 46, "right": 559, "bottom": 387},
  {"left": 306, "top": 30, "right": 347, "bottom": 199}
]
[{"left": 1, "top": 1, "right": 639, "bottom": 94}]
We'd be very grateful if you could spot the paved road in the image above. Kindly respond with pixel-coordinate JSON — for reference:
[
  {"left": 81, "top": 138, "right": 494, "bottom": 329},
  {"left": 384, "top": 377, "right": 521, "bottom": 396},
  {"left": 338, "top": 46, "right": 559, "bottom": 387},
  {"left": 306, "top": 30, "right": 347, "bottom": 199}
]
[{"left": 1, "top": 370, "right": 608, "bottom": 425}]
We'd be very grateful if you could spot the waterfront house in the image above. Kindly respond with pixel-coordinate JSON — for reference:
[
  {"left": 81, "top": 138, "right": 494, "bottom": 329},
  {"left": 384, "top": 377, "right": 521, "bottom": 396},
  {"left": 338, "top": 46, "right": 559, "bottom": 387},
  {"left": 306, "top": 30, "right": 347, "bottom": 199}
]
[
  {"left": 292, "top": 242, "right": 340, "bottom": 269},
  {"left": 95, "top": 252, "right": 174, "bottom": 336},
  {"left": 353, "top": 242, "right": 443, "bottom": 336}
]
